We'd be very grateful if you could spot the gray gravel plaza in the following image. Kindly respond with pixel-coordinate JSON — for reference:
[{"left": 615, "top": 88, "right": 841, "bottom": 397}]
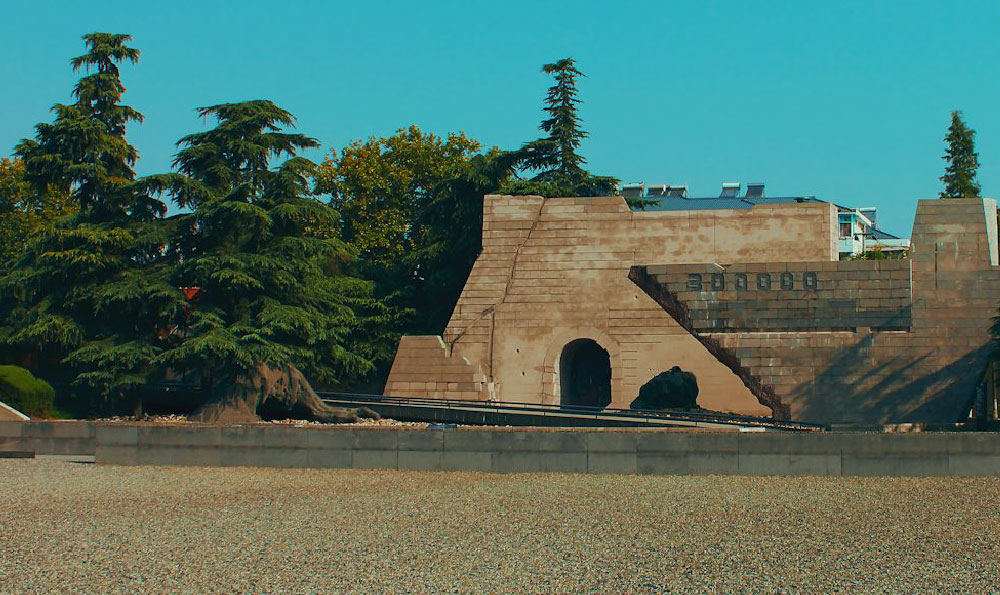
[{"left": 1, "top": 458, "right": 999, "bottom": 593}]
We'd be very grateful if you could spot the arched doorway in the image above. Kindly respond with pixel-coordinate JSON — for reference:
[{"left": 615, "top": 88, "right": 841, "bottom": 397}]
[{"left": 559, "top": 339, "right": 612, "bottom": 409}]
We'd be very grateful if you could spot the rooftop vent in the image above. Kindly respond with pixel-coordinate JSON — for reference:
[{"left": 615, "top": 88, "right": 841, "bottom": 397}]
[
  {"left": 622, "top": 183, "right": 644, "bottom": 199},
  {"left": 720, "top": 182, "right": 740, "bottom": 198},
  {"left": 745, "top": 182, "right": 765, "bottom": 198},
  {"left": 666, "top": 184, "right": 688, "bottom": 198},
  {"left": 646, "top": 184, "right": 668, "bottom": 197}
]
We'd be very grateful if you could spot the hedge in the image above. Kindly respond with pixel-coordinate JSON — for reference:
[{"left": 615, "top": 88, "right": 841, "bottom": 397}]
[{"left": 0, "top": 365, "right": 55, "bottom": 418}]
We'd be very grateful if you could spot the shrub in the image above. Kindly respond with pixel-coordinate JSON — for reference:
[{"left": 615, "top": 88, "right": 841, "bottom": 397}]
[{"left": 0, "top": 365, "right": 56, "bottom": 418}]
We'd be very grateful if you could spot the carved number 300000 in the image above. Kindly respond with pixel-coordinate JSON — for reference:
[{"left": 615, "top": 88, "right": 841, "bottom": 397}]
[{"left": 685, "top": 272, "right": 818, "bottom": 292}]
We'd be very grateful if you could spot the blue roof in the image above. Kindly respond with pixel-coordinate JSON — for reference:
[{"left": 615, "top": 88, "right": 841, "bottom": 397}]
[
  {"left": 632, "top": 195, "right": 908, "bottom": 240},
  {"left": 869, "top": 228, "right": 901, "bottom": 240},
  {"left": 638, "top": 196, "right": 825, "bottom": 212}
]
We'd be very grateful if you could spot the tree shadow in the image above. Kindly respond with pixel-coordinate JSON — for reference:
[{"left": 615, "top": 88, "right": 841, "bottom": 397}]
[{"left": 790, "top": 333, "right": 987, "bottom": 424}]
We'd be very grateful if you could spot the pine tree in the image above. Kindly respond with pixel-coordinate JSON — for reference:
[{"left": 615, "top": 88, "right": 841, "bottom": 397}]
[
  {"left": 142, "top": 100, "right": 380, "bottom": 422},
  {"left": 1, "top": 34, "right": 183, "bottom": 407},
  {"left": 940, "top": 110, "right": 982, "bottom": 199},
  {"left": 521, "top": 58, "right": 588, "bottom": 181},
  {"left": 16, "top": 34, "right": 161, "bottom": 220},
  {"left": 505, "top": 57, "right": 619, "bottom": 198}
]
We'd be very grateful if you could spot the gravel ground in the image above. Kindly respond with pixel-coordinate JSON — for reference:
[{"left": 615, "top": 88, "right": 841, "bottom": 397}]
[{"left": 1, "top": 460, "right": 998, "bottom": 594}]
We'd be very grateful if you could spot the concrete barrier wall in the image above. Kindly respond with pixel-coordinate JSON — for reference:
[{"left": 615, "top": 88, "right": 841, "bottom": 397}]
[
  {"left": 0, "top": 421, "right": 96, "bottom": 455},
  {"left": 92, "top": 425, "right": 1000, "bottom": 477}
]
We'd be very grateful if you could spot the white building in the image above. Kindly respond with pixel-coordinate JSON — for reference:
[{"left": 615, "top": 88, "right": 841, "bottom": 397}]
[
  {"left": 622, "top": 182, "right": 910, "bottom": 260},
  {"left": 837, "top": 207, "right": 909, "bottom": 259}
]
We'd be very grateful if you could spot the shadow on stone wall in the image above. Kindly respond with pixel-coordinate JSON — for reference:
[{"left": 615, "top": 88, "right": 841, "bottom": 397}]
[
  {"left": 628, "top": 266, "right": 789, "bottom": 418},
  {"left": 789, "top": 334, "right": 986, "bottom": 424}
]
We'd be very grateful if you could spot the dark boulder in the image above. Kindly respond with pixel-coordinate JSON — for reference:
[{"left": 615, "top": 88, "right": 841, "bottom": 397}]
[{"left": 630, "top": 366, "right": 699, "bottom": 411}]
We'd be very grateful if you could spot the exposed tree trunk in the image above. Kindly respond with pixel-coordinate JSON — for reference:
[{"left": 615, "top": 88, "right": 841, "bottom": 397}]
[{"left": 188, "top": 364, "right": 379, "bottom": 424}]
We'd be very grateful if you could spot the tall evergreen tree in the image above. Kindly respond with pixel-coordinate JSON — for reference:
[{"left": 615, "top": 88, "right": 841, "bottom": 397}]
[
  {"left": 505, "top": 57, "right": 619, "bottom": 198},
  {"left": 1, "top": 34, "right": 183, "bottom": 406},
  {"left": 142, "top": 100, "right": 380, "bottom": 422},
  {"left": 15, "top": 34, "right": 161, "bottom": 220},
  {"left": 940, "top": 110, "right": 982, "bottom": 199}
]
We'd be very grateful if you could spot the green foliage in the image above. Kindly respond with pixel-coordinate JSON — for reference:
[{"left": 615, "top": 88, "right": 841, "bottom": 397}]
[
  {"left": 145, "top": 100, "right": 382, "bottom": 390},
  {"left": 990, "top": 310, "right": 1000, "bottom": 362},
  {"left": 850, "top": 248, "right": 888, "bottom": 261},
  {"left": 518, "top": 58, "right": 589, "bottom": 179},
  {"left": 1, "top": 33, "right": 183, "bottom": 404},
  {"left": 4, "top": 36, "right": 648, "bottom": 408},
  {"left": 849, "top": 244, "right": 908, "bottom": 261},
  {"left": 315, "top": 126, "right": 481, "bottom": 267},
  {"left": 408, "top": 149, "right": 518, "bottom": 333},
  {"left": 15, "top": 33, "right": 159, "bottom": 221},
  {"left": 314, "top": 126, "right": 501, "bottom": 354},
  {"left": 0, "top": 365, "right": 55, "bottom": 417},
  {"left": 940, "top": 110, "right": 981, "bottom": 199},
  {"left": 503, "top": 57, "right": 620, "bottom": 199},
  {"left": 0, "top": 158, "right": 76, "bottom": 272}
]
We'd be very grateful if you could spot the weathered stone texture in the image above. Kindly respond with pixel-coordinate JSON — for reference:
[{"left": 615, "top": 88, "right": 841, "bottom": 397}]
[
  {"left": 386, "top": 195, "right": 999, "bottom": 424},
  {"left": 649, "top": 260, "right": 912, "bottom": 332},
  {"left": 639, "top": 199, "right": 999, "bottom": 423},
  {"left": 383, "top": 336, "right": 489, "bottom": 401},
  {"left": 387, "top": 195, "right": 837, "bottom": 416}
]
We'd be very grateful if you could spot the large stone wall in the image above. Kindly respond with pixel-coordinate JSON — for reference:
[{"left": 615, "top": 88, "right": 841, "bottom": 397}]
[
  {"left": 644, "top": 260, "right": 912, "bottom": 333},
  {"left": 636, "top": 198, "right": 999, "bottom": 423},
  {"left": 385, "top": 195, "right": 999, "bottom": 424},
  {"left": 386, "top": 195, "right": 838, "bottom": 417},
  {"left": 384, "top": 336, "right": 491, "bottom": 400}
]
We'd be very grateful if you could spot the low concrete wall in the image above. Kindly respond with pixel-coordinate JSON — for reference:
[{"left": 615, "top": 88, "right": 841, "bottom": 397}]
[
  {"left": 0, "top": 421, "right": 97, "bottom": 455},
  {"left": 93, "top": 425, "right": 1000, "bottom": 477}
]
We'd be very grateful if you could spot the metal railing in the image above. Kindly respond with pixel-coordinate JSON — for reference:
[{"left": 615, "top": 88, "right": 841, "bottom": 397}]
[
  {"left": 137, "top": 383, "right": 824, "bottom": 431},
  {"left": 317, "top": 391, "right": 826, "bottom": 431}
]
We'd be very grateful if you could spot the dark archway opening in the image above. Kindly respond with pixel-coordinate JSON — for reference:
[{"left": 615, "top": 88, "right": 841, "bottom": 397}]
[{"left": 559, "top": 339, "right": 612, "bottom": 409}]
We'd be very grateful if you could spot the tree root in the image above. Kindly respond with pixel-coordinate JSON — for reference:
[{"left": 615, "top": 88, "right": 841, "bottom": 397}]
[{"left": 188, "top": 364, "right": 381, "bottom": 424}]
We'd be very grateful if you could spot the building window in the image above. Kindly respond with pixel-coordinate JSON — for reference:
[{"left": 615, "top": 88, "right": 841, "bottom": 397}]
[{"left": 840, "top": 221, "right": 852, "bottom": 238}]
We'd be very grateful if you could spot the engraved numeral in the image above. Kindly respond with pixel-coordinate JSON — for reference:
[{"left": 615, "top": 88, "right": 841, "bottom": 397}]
[{"left": 780, "top": 272, "right": 794, "bottom": 290}]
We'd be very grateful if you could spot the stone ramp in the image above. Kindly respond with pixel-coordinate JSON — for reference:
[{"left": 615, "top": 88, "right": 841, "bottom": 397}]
[{"left": 0, "top": 400, "right": 29, "bottom": 422}]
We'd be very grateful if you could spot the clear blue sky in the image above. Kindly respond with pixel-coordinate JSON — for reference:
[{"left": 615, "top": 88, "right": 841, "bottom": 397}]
[{"left": 2, "top": 0, "right": 998, "bottom": 235}]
